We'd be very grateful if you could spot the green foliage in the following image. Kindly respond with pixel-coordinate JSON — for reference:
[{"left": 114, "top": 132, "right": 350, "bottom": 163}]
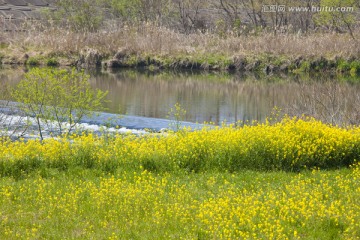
[
  {"left": 337, "top": 59, "right": 351, "bottom": 72},
  {"left": 315, "top": 0, "right": 357, "bottom": 37},
  {"left": 26, "top": 57, "right": 40, "bottom": 66},
  {"left": 108, "top": 0, "right": 140, "bottom": 20},
  {"left": 46, "top": 58, "right": 59, "bottom": 67},
  {"left": 336, "top": 59, "right": 360, "bottom": 74},
  {"left": 11, "top": 68, "right": 108, "bottom": 140},
  {"left": 349, "top": 61, "right": 360, "bottom": 76},
  {"left": 0, "top": 43, "right": 8, "bottom": 49},
  {"left": 52, "top": 0, "right": 106, "bottom": 32},
  {"left": 300, "top": 61, "right": 311, "bottom": 72},
  {"left": 167, "top": 102, "right": 187, "bottom": 132},
  {"left": 292, "top": 60, "right": 311, "bottom": 73},
  {"left": 312, "top": 58, "right": 328, "bottom": 71},
  {"left": 107, "top": 0, "right": 171, "bottom": 23},
  {"left": 30, "top": 0, "right": 359, "bottom": 36}
]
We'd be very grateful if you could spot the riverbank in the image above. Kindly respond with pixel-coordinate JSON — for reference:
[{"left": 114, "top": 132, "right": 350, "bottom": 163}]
[
  {"left": 1, "top": 116, "right": 360, "bottom": 238},
  {"left": 0, "top": 26, "right": 359, "bottom": 75},
  {"left": 1, "top": 116, "right": 359, "bottom": 175}
]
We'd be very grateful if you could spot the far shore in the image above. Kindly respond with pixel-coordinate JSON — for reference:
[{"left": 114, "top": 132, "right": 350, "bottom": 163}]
[{"left": 1, "top": 27, "right": 359, "bottom": 75}]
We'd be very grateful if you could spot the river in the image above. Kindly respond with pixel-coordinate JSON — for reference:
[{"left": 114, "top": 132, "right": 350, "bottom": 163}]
[{"left": 1, "top": 67, "right": 360, "bottom": 129}]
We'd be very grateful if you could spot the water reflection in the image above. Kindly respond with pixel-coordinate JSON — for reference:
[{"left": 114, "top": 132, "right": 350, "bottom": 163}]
[
  {"left": 90, "top": 70, "right": 360, "bottom": 124},
  {"left": 1, "top": 67, "right": 360, "bottom": 125}
]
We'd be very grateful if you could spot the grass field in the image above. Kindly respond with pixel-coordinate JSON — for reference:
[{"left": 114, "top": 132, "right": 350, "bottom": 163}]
[
  {"left": 1, "top": 117, "right": 360, "bottom": 239},
  {"left": 1, "top": 167, "right": 360, "bottom": 239}
]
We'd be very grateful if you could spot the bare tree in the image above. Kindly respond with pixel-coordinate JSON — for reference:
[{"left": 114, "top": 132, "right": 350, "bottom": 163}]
[
  {"left": 175, "top": 0, "right": 208, "bottom": 33},
  {"left": 287, "top": 81, "right": 360, "bottom": 126}
]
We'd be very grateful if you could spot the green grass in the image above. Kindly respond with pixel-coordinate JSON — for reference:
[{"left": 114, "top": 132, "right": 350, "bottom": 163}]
[{"left": 0, "top": 167, "right": 359, "bottom": 239}]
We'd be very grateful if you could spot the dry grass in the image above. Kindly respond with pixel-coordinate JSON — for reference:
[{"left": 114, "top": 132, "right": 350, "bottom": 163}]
[{"left": 1, "top": 23, "right": 359, "bottom": 60}]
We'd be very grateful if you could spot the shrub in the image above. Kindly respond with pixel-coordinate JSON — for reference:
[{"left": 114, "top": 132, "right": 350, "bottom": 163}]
[
  {"left": 46, "top": 58, "right": 59, "bottom": 67},
  {"left": 26, "top": 57, "right": 40, "bottom": 66}
]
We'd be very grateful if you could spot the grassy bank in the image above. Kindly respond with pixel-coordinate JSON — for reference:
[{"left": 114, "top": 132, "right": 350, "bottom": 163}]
[
  {"left": 0, "top": 26, "right": 359, "bottom": 74},
  {"left": 1, "top": 117, "right": 359, "bottom": 178},
  {"left": 1, "top": 117, "right": 360, "bottom": 238}
]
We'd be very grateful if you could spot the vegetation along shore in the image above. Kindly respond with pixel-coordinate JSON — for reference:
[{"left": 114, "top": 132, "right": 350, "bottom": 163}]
[
  {"left": 0, "top": 27, "right": 359, "bottom": 75},
  {"left": 0, "top": 0, "right": 359, "bottom": 75}
]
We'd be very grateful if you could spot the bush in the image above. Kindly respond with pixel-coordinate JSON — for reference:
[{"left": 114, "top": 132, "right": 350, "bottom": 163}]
[
  {"left": 350, "top": 61, "right": 360, "bottom": 76},
  {"left": 46, "top": 58, "right": 59, "bottom": 67},
  {"left": 26, "top": 57, "right": 40, "bottom": 66}
]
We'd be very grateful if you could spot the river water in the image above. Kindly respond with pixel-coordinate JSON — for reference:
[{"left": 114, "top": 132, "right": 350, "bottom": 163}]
[{"left": 1, "top": 67, "right": 360, "bottom": 129}]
